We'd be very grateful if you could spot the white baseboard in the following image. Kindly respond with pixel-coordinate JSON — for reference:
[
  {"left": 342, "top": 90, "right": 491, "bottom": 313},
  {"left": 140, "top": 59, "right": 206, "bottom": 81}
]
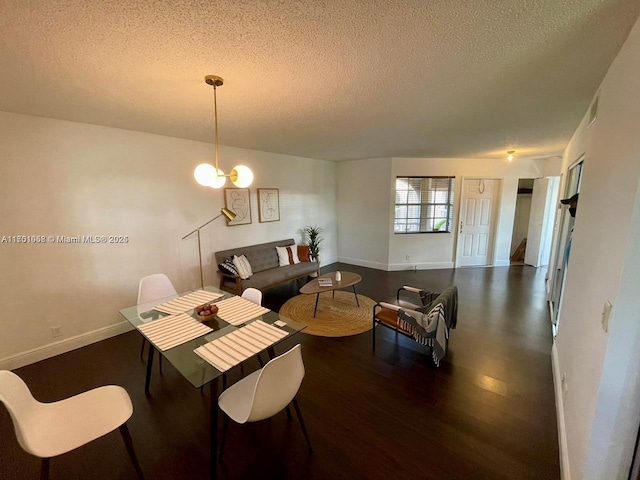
[
  {"left": 337, "top": 256, "right": 389, "bottom": 271},
  {"left": 319, "top": 255, "right": 338, "bottom": 266},
  {"left": 0, "top": 321, "right": 134, "bottom": 371},
  {"left": 552, "top": 342, "right": 571, "bottom": 480},
  {"left": 388, "top": 261, "right": 454, "bottom": 271},
  {"left": 336, "top": 257, "right": 456, "bottom": 272},
  {"left": 494, "top": 259, "right": 511, "bottom": 267}
]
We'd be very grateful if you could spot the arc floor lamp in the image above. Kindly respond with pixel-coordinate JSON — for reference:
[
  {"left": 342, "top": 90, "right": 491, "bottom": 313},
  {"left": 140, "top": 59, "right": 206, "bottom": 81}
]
[{"left": 182, "top": 207, "right": 236, "bottom": 288}]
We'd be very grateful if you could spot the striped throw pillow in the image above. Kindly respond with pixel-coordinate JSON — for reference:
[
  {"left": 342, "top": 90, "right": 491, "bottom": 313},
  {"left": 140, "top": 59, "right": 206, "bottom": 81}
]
[{"left": 218, "top": 257, "right": 239, "bottom": 276}]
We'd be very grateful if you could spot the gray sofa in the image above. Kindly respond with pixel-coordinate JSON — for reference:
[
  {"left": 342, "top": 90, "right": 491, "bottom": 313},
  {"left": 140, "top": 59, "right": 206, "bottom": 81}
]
[{"left": 215, "top": 238, "right": 319, "bottom": 294}]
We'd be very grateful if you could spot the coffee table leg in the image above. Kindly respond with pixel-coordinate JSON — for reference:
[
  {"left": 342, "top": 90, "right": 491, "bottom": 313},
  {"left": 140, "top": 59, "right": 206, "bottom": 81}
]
[
  {"left": 314, "top": 293, "right": 320, "bottom": 317},
  {"left": 352, "top": 285, "right": 360, "bottom": 307}
]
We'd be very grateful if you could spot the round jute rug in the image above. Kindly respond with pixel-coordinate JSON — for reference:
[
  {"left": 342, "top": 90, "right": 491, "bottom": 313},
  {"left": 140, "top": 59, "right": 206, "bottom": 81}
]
[{"left": 279, "top": 290, "right": 376, "bottom": 337}]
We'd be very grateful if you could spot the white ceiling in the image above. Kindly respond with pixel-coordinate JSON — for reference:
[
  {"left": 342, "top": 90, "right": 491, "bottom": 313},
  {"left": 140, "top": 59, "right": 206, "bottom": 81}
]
[{"left": 1, "top": 0, "right": 639, "bottom": 161}]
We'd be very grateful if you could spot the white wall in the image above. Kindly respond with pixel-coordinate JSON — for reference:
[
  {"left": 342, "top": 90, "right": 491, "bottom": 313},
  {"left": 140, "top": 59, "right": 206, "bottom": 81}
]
[
  {"left": 336, "top": 158, "right": 391, "bottom": 270},
  {"left": 0, "top": 111, "right": 336, "bottom": 368},
  {"left": 584, "top": 181, "right": 640, "bottom": 479},
  {"left": 536, "top": 156, "right": 563, "bottom": 177},
  {"left": 553, "top": 15, "right": 640, "bottom": 480}
]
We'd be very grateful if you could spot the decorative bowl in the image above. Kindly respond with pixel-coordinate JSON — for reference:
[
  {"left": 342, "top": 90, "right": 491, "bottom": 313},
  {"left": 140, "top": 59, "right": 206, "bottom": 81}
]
[{"left": 195, "top": 303, "right": 219, "bottom": 322}]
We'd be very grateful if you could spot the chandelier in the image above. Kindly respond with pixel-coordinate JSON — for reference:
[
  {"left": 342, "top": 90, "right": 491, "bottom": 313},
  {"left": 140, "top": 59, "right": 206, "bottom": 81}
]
[{"left": 194, "top": 75, "right": 253, "bottom": 188}]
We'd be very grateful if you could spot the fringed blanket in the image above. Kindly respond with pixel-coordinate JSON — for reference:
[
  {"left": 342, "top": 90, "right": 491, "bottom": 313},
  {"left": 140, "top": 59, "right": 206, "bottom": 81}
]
[{"left": 397, "top": 285, "right": 458, "bottom": 366}]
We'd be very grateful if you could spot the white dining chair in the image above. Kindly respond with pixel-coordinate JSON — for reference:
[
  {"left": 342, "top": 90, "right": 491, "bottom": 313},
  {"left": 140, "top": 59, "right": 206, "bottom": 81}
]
[
  {"left": 137, "top": 273, "right": 178, "bottom": 371},
  {"left": 216, "top": 344, "right": 311, "bottom": 461},
  {"left": 0, "top": 370, "right": 144, "bottom": 480},
  {"left": 241, "top": 287, "right": 263, "bottom": 305},
  {"left": 240, "top": 287, "right": 266, "bottom": 368},
  {"left": 137, "top": 273, "right": 178, "bottom": 305}
]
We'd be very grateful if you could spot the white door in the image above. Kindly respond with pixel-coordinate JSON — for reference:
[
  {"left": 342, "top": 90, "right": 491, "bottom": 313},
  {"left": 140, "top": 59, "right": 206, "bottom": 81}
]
[
  {"left": 525, "top": 177, "right": 560, "bottom": 267},
  {"left": 550, "top": 160, "right": 584, "bottom": 327},
  {"left": 456, "top": 178, "right": 499, "bottom": 267}
]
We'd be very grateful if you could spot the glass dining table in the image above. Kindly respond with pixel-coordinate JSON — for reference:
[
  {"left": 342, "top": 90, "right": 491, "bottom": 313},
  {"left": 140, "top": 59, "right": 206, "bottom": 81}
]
[{"left": 118, "top": 285, "right": 306, "bottom": 479}]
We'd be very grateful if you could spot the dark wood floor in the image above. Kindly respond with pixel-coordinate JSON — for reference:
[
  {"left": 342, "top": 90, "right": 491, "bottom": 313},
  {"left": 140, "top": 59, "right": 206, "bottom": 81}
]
[{"left": 0, "top": 263, "right": 559, "bottom": 479}]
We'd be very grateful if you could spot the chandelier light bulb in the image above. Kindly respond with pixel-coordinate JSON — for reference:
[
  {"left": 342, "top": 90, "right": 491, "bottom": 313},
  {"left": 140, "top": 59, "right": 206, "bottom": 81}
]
[
  {"left": 209, "top": 168, "right": 226, "bottom": 188},
  {"left": 194, "top": 163, "right": 216, "bottom": 187},
  {"left": 230, "top": 165, "right": 254, "bottom": 188},
  {"left": 507, "top": 150, "right": 516, "bottom": 162}
]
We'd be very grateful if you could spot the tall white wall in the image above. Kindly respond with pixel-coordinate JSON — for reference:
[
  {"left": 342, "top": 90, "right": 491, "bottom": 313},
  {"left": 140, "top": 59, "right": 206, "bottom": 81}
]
[
  {"left": 336, "top": 158, "right": 391, "bottom": 270},
  {"left": 0, "top": 111, "right": 336, "bottom": 368},
  {"left": 553, "top": 15, "right": 640, "bottom": 480}
]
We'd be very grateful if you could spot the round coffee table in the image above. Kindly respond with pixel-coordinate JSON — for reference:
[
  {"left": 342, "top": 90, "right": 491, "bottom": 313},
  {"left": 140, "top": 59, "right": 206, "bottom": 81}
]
[{"left": 300, "top": 271, "right": 362, "bottom": 317}]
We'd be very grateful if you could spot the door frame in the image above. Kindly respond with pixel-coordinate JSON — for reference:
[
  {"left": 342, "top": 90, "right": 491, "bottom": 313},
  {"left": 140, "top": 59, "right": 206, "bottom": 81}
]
[
  {"left": 549, "top": 156, "right": 584, "bottom": 331},
  {"left": 524, "top": 177, "right": 560, "bottom": 267},
  {"left": 455, "top": 176, "right": 503, "bottom": 268}
]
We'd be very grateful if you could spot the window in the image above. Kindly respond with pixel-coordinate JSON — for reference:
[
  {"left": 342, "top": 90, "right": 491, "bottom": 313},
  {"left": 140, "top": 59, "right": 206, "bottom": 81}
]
[{"left": 394, "top": 176, "right": 455, "bottom": 233}]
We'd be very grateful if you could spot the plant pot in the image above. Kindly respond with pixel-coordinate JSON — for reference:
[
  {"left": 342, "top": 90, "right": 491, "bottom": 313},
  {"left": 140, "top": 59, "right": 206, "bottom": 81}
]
[{"left": 309, "top": 254, "right": 320, "bottom": 277}]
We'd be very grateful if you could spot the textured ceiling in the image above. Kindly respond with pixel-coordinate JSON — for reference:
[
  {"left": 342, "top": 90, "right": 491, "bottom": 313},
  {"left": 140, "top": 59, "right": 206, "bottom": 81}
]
[{"left": 1, "top": 0, "right": 639, "bottom": 161}]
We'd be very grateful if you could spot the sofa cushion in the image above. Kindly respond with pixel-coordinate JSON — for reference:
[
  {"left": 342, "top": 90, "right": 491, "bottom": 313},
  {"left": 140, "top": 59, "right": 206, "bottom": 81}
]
[
  {"left": 297, "top": 245, "right": 311, "bottom": 262},
  {"left": 220, "top": 261, "right": 317, "bottom": 292},
  {"left": 276, "top": 245, "right": 300, "bottom": 266},
  {"left": 233, "top": 254, "right": 253, "bottom": 279},
  {"left": 375, "top": 308, "right": 413, "bottom": 334},
  {"left": 218, "top": 258, "right": 239, "bottom": 276}
]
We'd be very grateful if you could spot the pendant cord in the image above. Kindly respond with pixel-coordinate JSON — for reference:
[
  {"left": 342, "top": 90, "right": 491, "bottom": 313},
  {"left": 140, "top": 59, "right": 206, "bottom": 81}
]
[{"left": 213, "top": 83, "right": 219, "bottom": 175}]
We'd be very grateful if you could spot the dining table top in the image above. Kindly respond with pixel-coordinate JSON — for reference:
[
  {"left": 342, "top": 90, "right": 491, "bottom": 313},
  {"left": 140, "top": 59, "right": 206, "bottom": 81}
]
[{"left": 119, "top": 286, "right": 305, "bottom": 389}]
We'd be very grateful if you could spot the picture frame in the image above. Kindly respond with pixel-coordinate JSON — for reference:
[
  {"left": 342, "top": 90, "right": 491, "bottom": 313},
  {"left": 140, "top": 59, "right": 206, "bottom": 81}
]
[
  {"left": 224, "top": 188, "right": 251, "bottom": 226},
  {"left": 258, "top": 188, "right": 280, "bottom": 223}
]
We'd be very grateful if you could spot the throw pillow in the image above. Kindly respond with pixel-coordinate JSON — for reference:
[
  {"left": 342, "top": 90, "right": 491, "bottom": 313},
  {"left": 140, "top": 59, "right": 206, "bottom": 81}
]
[
  {"left": 232, "top": 254, "right": 253, "bottom": 280},
  {"left": 275, "top": 245, "right": 300, "bottom": 266},
  {"left": 297, "top": 245, "right": 311, "bottom": 262},
  {"left": 218, "top": 257, "right": 239, "bottom": 276}
]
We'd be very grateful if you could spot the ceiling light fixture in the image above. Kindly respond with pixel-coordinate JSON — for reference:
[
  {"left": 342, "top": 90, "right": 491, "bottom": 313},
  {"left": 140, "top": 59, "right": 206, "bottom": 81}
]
[
  {"left": 194, "top": 75, "right": 253, "bottom": 189},
  {"left": 507, "top": 150, "right": 516, "bottom": 162}
]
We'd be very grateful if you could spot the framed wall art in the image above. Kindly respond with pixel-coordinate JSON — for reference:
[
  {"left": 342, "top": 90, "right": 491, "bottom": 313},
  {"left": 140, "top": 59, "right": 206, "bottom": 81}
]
[
  {"left": 258, "top": 188, "right": 280, "bottom": 222},
  {"left": 224, "top": 188, "right": 251, "bottom": 225}
]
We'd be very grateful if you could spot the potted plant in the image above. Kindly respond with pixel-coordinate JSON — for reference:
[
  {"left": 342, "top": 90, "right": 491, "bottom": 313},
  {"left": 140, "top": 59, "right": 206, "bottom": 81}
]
[{"left": 303, "top": 225, "right": 323, "bottom": 276}]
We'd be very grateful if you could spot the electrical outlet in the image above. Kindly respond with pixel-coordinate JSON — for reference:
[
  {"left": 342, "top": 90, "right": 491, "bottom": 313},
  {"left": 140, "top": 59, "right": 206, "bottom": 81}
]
[
  {"left": 405, "top": 255, "right": 410, "bottom": 261},
  {"left": 51, "top": 326, "right": 62, "bottom": 338},
  {"left": 601, "top": 300, "right": 613, "bottom": 333}
]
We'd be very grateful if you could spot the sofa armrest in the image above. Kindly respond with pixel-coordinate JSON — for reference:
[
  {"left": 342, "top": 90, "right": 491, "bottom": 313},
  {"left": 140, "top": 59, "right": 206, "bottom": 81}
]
[
  {"left": 219, "top": 272, "right": 242, "bottom": 295},
  {"left": 396, "top": 285, "right": 436, "bottom": 307},
  {"left": 378, "top": 302, "right": 401, "bottom": 311}
]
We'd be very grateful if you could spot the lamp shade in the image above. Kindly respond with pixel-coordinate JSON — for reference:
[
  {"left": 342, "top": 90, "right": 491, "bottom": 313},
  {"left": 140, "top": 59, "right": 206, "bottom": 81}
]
[
  {"left": 230, "top": 165, "right": 254, "bottom": 188},
  {"left": 194, "top": 163, "right": 216, "bottom": 187},
  {"left": 221, "top": 207, "right": 236, "bottom": 221},
  {"left": 194, "top": 164, "right": 227, "bottom": 188},
  {"left": 209, "top": 168, "right": 226, "bottom": 188}
]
